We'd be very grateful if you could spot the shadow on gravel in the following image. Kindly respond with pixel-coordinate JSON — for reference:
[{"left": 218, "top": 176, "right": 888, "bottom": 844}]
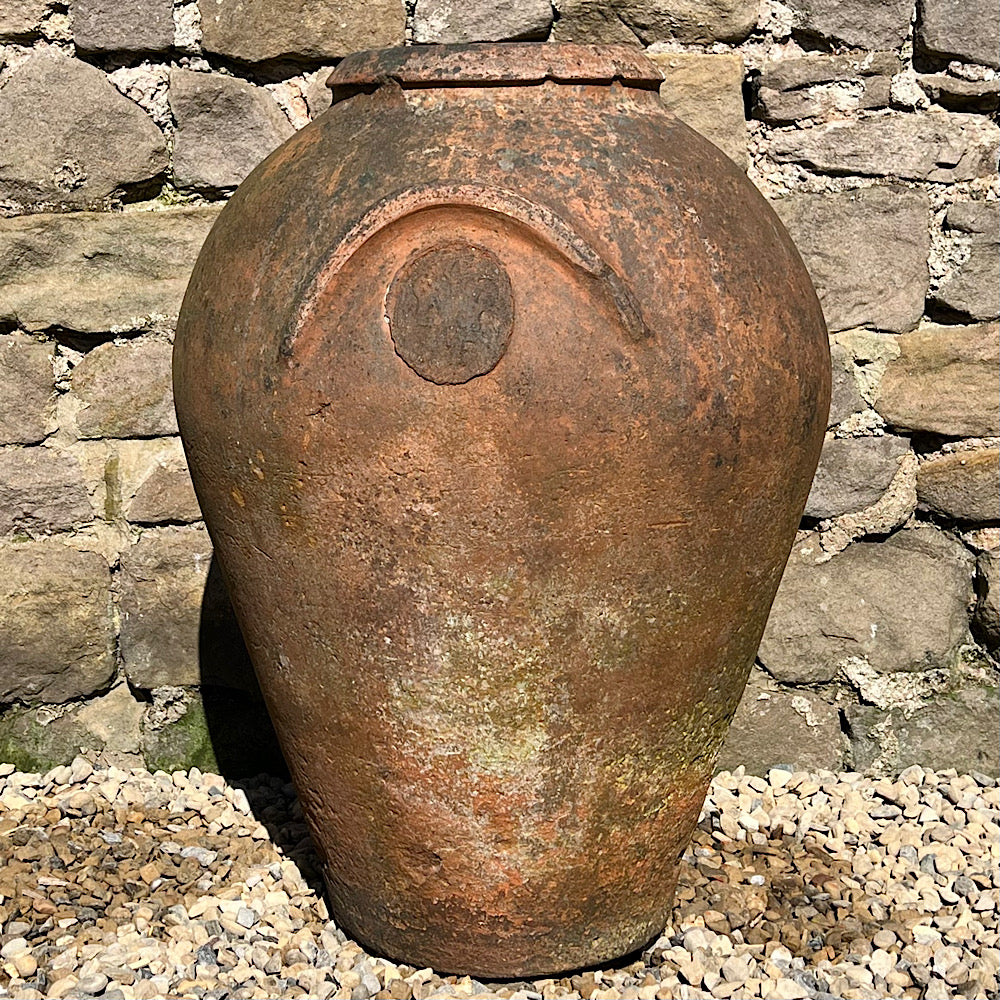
[
  {"left": 197, "top": 557, "right": 329, "bottom": 899},
  {"left": 474, "top": 939, "right": 660, "bottom": 993}
]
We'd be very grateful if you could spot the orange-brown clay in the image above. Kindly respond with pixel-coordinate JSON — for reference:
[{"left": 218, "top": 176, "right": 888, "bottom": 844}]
[{"left": 173, "top": 43, "right": 830, "bottom": 978}]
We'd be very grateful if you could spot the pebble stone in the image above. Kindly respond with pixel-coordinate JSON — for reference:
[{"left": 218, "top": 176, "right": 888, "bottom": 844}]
[{"left": 0, "top": 761, "right": 996, "bottom": 1000}]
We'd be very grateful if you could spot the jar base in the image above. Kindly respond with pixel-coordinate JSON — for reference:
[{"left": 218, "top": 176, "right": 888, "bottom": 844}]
[{"left": 321, "top": 863, "right": 674, "bottom": 979}]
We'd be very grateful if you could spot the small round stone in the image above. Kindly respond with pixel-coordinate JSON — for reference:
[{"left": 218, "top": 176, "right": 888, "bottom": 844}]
[{"left": 0, "top": 758, "right": 995, "bottom": 998}]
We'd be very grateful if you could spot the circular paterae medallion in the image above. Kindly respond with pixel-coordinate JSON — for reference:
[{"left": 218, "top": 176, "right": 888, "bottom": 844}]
[{"left": 386, "top": 241, "right": 514, "bottom": 385}]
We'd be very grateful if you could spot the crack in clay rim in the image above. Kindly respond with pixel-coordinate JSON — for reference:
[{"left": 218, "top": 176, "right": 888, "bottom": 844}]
[{"left": 328, "top": 43, "right": 664, "bottom": 102}]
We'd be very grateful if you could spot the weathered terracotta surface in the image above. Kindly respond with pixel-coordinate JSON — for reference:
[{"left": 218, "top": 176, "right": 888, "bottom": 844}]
[{"left": 174, "top": 44, "right": 830, "bottom": 977}]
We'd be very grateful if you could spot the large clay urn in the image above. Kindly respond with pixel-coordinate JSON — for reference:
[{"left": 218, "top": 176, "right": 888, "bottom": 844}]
[{"left": 174, "top": 44, "right": 829, "bottom": 977}]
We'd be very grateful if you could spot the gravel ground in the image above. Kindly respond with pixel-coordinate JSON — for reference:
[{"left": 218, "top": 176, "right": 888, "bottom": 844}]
[{"left": 0, "top": 760, "right": 996, "bottom": 1000}]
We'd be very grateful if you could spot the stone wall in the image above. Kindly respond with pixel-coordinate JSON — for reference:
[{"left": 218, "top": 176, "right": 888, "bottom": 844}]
[{"left": 0, "top": 0, "right": 997, "bottom": 777}]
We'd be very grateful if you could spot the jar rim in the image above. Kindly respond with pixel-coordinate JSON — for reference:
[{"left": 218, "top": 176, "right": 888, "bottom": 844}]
[{"left": 328, "top": 43, "right": 664, "bottom": 100}]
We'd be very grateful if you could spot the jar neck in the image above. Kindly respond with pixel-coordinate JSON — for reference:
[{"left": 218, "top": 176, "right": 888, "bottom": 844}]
[
  {"left": 328, "top": 43, "right": 664, "bottom": 106},
  {"left": 385, "top": 79, "right": 664, "bottom": 113}
]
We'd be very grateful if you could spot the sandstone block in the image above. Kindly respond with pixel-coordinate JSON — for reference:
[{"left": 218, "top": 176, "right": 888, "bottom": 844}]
[
  {"left": 303, "top": 68, "right": 336, "bottom": 119},
  {"left": 649, "top": 53, "right": 747, "bottom": 168},
  {"left": 0, "top": 0, "right": 49, "bottom": 40},
  {"left": 784, "top": 0, "right": 911, "bottom": 50},
  {"left": 916, "top": 0, "right": 1000, "bottom": 69},
  {"left": 0, "top": 333, "right": 54, "bottom": 445},
  {"left": 201, "top": 0, "right": 405, "bottom": 63},
  {"left": 71, "top": 0, "right": 173, "bottom": 53},
  {"left": 946, "top": 201, "right": 1000, "bottom": 238},
  {"left": 414, "top": 0, "right": 552, "bottom": 42},
  {"left": 0, "top": 446, "right": 93, "bottom": 535},
  {"left": 551, "top": 0, "right": 757, "bottom": 44},
  {"left": 769, "top": 111, "right": 1000, "bottom": 184},
  {"left": 876, "top": 321, "right": 1000, "bottom": 437},
  {"left": 917, "top": 73, "right": 999, "bottom": 112},
  {"left": 0, "top": 704, "right": 103, "bottom": 771},
  {"left": 974, "top": 549, "right": 999, "bottom": 650},
  {"left": 805, "top": 435, "right": 910, "bottom": 520},
  {"left": 931, "top": 202, "right": 999, "bottom": 323},
  {"left": 119, "top": 526, "right": 253, "bottom": 690},
  {"left": 0, "top": 207, "right": 220, "bottom": 333},
  {"left": 828, "top": 343, "right": 865, "bottom": 426},
  {"left": 0, "top": 683, "right": 143, "bottom": 770},
  {"left": 755, "top": 53, "right": 898, "bottom": 124},
  {"left": 717, "top": 668, "right": 845, "bottom": 774},
  {"left": 0, "top": 50, "right": 166, "bottom": 209},
  {"left": 72, "top": 339, "right": 176, "bottom": 439},
  {"left": 758, "top": 528, "right": 973, "bottom": 683},
  {"left": 846, "top": 677, "right": 999, "bottom": 774},
  {"left": 111, "top": 437, "right": 201, "bottom": 524},
  {"left": 550, "top": 0, "right": 637, "bottom": 42},
  {"left": 772, "top": 186, "right": 929, "bottom": 334},
  {"left": 73, "top": 682, "right": 146, "bottom": 764},
  {"left": 170, "top": 69, "right": 294, "bottom": 191},
  {"left": 917, "top": 449, "right": 1000, "bottom": 523},
  {"left": 0, "top": 540, "right": 114, "bottom": 705}
]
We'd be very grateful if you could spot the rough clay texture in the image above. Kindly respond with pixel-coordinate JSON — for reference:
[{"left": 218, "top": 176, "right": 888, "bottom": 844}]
[{"left": 0, "top": 0, "right": 997, "bottom": 792}]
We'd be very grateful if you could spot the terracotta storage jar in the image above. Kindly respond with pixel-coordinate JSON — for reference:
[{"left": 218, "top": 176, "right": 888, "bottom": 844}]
[{"left": 174, "top": 43, "right": 830, "bottom": 977}]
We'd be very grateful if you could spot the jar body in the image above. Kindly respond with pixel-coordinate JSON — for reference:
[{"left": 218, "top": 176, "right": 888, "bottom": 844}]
[{"left": 174, "top": 44, "right": 829, "bottom": 977}]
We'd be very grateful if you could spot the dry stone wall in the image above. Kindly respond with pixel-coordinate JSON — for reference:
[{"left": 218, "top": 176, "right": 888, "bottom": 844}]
[{"left": 0, "top": 0, "right": 997, "bottom": 778}]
